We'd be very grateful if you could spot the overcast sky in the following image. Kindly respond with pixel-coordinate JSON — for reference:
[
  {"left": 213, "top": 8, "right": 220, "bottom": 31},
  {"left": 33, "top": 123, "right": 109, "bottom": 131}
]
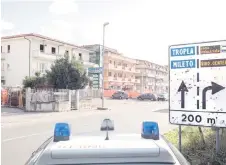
[{"left": 1, "top": 0, "right": 226, "bottom": 65}]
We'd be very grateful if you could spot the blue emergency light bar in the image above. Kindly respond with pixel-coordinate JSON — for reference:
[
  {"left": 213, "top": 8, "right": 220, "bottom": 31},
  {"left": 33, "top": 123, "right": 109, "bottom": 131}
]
[
  {"left": 141, "top": 121, "right": 159, "bottom": 140},
  {"left": 53, "top": 123, "right": 71, "bottom": 142}
]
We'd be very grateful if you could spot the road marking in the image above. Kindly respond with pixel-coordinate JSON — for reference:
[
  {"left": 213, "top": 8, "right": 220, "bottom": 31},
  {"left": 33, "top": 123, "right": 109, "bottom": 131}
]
[
  {"left": 2, "top": 131, "right": 102, "bottom": 143},
  {"left": 2, "top": 131, "right": 51, "bottom": 143},
  {"left": 1, "top": 111, "right": 105, "bottom": 128}
]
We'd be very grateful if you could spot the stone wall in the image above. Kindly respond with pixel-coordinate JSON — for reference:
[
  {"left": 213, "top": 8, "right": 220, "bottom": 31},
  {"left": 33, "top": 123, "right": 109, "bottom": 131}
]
[{"left": 25, "top": 88, "right": 97, "bottom": 112}]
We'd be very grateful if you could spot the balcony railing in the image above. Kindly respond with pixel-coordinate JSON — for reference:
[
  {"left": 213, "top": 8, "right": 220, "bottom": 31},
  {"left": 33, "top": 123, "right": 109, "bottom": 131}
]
[
  {"left": 1, "top": 71, "right": 6, "bottom": 80},
  {"left": 1, "top": 52, "right": 7, "bottom": 60},
  {"left": 33, "top": 50, "right": 64, "bottom": 61},
  {"left": 108, "top": 77, "right": 139, "bottom": 83},
  {"left": 78, "top": 61, "right": 98, "bottom": 68}
]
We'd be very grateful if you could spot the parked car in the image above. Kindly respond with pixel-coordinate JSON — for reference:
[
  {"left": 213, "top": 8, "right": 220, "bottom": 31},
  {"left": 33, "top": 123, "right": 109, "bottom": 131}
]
[
  {"left": 137, "top": 93, "right": 156, "bottom": 101},
  {"left": 112, "top": 91, "right": 129, "bottom": 100},
  {"left": 157, "top": 93, "right": 168, "bottom": 101}
]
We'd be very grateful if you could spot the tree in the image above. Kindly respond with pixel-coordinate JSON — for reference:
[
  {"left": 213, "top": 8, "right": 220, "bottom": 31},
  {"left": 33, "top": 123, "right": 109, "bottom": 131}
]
[
  {"left": 71, "top": 55, "right": 84, "bottom": 74},
  {"left": 22, "top": 72, "right": 46, "bottom": 88},
  {"left": 45, "top": 55, "right": 89, "bottom": 89}
]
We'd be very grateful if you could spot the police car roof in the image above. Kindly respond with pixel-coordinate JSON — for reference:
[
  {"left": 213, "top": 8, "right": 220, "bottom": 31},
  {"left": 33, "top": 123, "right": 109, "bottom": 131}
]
[{"left": 36, "top": 133, "right": 178, "bottom": 165}]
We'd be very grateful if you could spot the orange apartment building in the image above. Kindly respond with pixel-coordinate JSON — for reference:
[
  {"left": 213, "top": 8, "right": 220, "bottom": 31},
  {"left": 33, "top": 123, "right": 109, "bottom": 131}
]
[{"left": 103, "top": 50, "right": 140, "bottom": 90}]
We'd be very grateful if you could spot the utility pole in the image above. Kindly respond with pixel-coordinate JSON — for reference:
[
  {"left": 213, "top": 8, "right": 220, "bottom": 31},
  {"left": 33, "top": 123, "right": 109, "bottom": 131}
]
[
  {"left": 141, "top": 72, "right": 144, "bottom": 93},
  {"left": 101, "top": 22, "right": 109, "bottom": 109}
]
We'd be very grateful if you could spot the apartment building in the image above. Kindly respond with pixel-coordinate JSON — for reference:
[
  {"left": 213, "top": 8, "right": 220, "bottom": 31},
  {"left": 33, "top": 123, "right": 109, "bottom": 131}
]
[
  {"left": 136, "top": 60, "right": 168, "bottom": 94},
  {"left": 1, "top": 33, "right": 97, "bottom": 86},
  {"left": 103, "top": 50, "right": 140, "bottom": 90},
  {"left": 83, "top": 44, "right": 141, "bottom": 90},
  {"left": 83, "top": 45, "right": 126, "bottom": 89}
]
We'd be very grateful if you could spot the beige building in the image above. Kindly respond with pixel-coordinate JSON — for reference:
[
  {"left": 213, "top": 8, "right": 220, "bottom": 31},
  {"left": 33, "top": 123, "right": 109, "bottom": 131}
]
[
  {"left": 135, "top": 59, "right": 168, "bottom": 94},
  {"left": 103, "top": 50, "right": 140, "bottom": 90}
]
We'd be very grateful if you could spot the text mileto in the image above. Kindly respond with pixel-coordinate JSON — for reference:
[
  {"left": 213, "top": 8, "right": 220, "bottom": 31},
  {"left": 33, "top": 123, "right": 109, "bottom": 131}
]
[{"left": 169, "top": 40, "right": 226, "bottom": 128}]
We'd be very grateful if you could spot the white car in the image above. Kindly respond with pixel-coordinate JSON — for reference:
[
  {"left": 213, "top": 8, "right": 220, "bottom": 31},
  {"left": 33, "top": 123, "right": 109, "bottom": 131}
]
[{"left": 25, "top": 120, "right": 190, "bottom": 165}]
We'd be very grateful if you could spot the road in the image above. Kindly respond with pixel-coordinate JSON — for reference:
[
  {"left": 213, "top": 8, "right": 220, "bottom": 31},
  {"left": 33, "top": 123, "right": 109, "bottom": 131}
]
[{"left": 1, "top": 99, "right": 175, "bottom": 165}]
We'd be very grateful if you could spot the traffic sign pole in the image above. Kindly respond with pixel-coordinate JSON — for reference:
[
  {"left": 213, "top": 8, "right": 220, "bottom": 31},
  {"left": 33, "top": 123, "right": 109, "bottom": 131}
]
[
  {"left": 178, "top": 125, "right": 182, "bottom": 152},
  {"left": 216, "top": 128, "right": 220, "bottom": 153}
]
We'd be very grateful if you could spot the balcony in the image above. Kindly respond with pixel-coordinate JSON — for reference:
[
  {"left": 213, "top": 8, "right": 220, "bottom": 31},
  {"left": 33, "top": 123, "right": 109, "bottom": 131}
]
[
  {"left": 156, "top": 74, "right": 165, "bottom": 79},
  {"left": 1, "top": 53, "right": 7, "bottom": 60},
  {"left": 136, "top": 64, "right": 146, "bottom": 69},
  {"left": 33, "top": 50, "right": 64, "bottom": 61},
  {"left": 135, "top": 70, "right": 140, "bottom": 74},
  {"left": 108, "top": 64, "right": 122, "bottom": 70},
  {"left": 107, "top": 76, "right": 139, "bottom": 84},
  {"left": 1, "top": 71, "right": 6, "bottom": 80},
  {"left": 135, "top": 79, "right": 140, "bottom": 83},
  {"left": 148, "top": 73, "right": 156, "bottom": 77},
  {"left": 147, "top": 82, "right": 154, "bottom": 86},
  {"left": 108, "top": 77, "right": 118, "bottom": 81},
  {"left": 78, "top": 61, "right": 98, "bottom": 68}
]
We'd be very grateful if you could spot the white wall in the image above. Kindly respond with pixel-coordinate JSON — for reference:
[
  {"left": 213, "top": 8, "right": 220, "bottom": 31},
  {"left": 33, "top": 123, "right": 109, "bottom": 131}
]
[
  {"left": 1, "top": 38, "right": 30, "bottom": 86},
  {"left": 1, "top": 36, "right": 95, "bottom": 87},
  {"left": 31, "top": 37, "right": 91, "bottom": 62}
]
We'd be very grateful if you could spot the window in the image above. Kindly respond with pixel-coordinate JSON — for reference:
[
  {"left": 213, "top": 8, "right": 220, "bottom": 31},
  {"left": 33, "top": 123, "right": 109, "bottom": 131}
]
[
  {"left": 1, "top": 63, "right": 4, "bottom": 71},
  {"left": 1, "top": 80, "right": 5, "bottom": 85},
  {"left": 108, "top": 72, "right": 112, "bottom": 76},
  {"left": 7, "top": 45, "right": 10, "bottom": 53},
  {"left": 72, "top": 55, "right": 76, "bottom": 60},
  {"left": 51, "top": 47, "right": 56, "bottom": 54},
  {"left": 1, "top": 46, "right": 2, "bottom": 53},
  {"left": 65, "top": 50, "right": 69, "bottom": 55},
  {"left": 40, "top": 44, "right": 44, "bottom": 52},
  {"left": 79, "top": 53, "right": 82, "bottom": 60},
  {"left": 39, "top": 63, "right": 47, "bottom": 73}
]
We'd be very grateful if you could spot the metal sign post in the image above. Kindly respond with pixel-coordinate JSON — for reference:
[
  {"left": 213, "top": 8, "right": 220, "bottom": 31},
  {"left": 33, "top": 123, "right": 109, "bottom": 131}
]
[
  {"left": 216, "top": 128, "right": 220, "bottom": 153},
  {"left": 169, "top": 40, "right": 226, "bottom": 153},
  {"left": 178, "top": 125, "right": 182, "bottom": 152}
]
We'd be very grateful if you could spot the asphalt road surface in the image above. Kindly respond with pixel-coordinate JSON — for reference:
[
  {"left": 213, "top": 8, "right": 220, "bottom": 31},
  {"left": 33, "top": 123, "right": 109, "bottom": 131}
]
[{"left": 1, "top": 99, "right": 175, "bottom": 165}]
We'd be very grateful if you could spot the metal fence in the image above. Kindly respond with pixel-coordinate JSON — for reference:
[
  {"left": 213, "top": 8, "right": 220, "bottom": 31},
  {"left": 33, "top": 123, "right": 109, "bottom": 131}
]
[
  {"left": 2, "top": 87, "right": 100, "bottom": 111},
  {"left": 71, "top": 89, "right": 101, "bottom": 110},
  {"left": 29, "top": 88, "right": 70, "bottom": 103},
  {"left": 79, "top": 89, "right": 101, "bottom": 99}
]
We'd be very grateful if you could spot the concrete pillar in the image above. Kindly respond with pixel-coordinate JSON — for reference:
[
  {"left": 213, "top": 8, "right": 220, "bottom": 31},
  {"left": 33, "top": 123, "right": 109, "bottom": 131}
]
[
  {"left": 25, "top": 88, "right": 31, "bottom": 111},
  {"left": 75, "top": 90, "right": 80, "bottom": 110},
  {"left": 68, "top": 90, "right": 72, "bottom": 111}
]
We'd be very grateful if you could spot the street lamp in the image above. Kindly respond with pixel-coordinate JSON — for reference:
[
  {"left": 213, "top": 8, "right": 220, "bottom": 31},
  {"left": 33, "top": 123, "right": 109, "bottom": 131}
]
[{"left": 101, "top": 22, "right": 109, "bottom": 108}]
